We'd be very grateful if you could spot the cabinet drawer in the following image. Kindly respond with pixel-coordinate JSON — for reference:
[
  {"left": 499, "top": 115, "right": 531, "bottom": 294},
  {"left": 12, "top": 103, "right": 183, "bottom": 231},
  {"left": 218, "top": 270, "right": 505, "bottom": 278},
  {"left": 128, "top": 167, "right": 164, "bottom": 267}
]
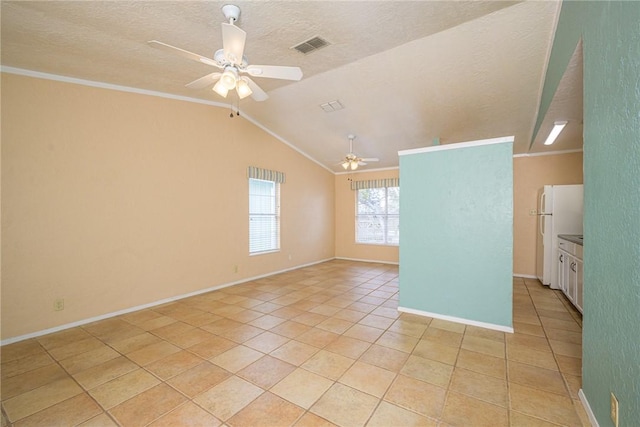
[
  {"left": 558, "top": 240, "right": 576, "bottom": 254},
  {"left": 574, "top": 245, "right": 583, "bottom": 260}
]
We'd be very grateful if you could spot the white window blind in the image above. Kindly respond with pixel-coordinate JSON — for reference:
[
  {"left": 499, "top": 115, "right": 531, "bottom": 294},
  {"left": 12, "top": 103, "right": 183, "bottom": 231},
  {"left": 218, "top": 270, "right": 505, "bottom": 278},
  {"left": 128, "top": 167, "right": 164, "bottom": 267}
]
[
  {"left": 356, "top": 184, "right": 399, "bottom": 246},
  {"left": 248, "top": 168, "right": 282, "bottom": 254}
]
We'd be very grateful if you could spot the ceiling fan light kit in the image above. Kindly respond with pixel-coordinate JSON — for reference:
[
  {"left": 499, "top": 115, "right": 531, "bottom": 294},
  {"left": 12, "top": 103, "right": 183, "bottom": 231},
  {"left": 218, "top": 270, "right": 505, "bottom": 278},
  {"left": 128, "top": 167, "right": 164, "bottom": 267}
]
[
  {"left": 338, "top": 134, "right": 379, "bottom": 171},
  {"left": 236, "top": 79, "right": 253, "bottom": 99},
  {"left": 220, "top": 68, "right": 238, "bottom": 90},
  {"left": 148, "top": 4, "right": 303, "bottom": 102},
  {"left": 213, "top": 79, "right": 229, "bottom": 97}
]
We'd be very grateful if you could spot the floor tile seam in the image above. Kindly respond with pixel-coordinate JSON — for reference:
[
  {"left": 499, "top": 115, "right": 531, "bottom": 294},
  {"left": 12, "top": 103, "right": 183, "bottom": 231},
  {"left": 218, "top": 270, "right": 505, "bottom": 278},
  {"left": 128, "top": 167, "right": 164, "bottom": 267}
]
[
  {"left": 337, "top": 361, "right": 399, "bottom": 401},
  {"left": 135, "top": 399, "right": 196, "bottom": 427},
  {"left": 7, "top": 391, "right": 112, "bottom": 427},
  {"left": 359, "top": 393, "right": 387, "bottom": 427},
  {"left": 0, "top": 354, "right": 57, "bottom": 385},
  {"left": 167, "top": 373, "right": 264, "bottom": 424},
  {"left": 522, "top": 285, "right": 570, "bottom": 370},
  {"left": 445, "top": 383, "right": 511, "bottom": 414},
  {"left": 284, "top": 407, "right": 323, "bottom": 427},
  {"left": 505, "top": 366, "right": 580, "bottom": 425},
  {"left": 382, "top": 373, "right": 446, "bottom": 421},
  {"left": 0, "top": 340, "right": 49, "bottom": 365},
  {"left": 10, "top": 340, "right": 97, "bottom": 409},
  {"left": 531, "top": 307, "right": 582, "bottom": 397},
  {"left": 505, "top": 374, "right": 573, "bottom": 398},
  {"left": 3, "top": 373, "right": 104, "bottom": 426},
  {"left": 510, "top": 409, "right": 567, "bottom": 426},
  {"left": 436, "top": 349, "right": 468, "bottom": 424}
]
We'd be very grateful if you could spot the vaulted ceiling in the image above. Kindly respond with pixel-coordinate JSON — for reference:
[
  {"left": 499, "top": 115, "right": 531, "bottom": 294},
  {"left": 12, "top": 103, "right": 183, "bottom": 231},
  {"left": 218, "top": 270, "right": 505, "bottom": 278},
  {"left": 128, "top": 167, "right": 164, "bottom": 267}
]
[{"left": 1, "top": 1, "right": 582, "bottom": 172}]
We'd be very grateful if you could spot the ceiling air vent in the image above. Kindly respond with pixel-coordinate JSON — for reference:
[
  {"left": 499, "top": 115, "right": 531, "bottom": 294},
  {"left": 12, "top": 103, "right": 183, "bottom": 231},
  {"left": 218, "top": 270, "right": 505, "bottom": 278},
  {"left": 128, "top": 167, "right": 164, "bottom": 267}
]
[
  {"left": 292, "top": 36, "right": 330, "bottom": 55},
  {"left": 320, "top": 100, "right": 344, "bottom": 113}
]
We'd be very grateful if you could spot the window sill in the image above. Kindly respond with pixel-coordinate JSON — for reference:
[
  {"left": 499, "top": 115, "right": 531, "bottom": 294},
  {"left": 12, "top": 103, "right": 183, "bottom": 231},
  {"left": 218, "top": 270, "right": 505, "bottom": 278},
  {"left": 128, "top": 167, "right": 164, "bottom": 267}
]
[
  {"left": 355, "top": 242, "right": 399, "bottom": 247},
  {"left": 249, "top": 249, "right": 281, "bottom": 256}
]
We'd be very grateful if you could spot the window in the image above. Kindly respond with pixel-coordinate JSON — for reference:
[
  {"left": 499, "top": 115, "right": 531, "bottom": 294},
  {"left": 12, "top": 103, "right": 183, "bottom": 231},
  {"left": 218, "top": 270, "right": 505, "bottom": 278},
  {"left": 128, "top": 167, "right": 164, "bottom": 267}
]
[
  {"left": 356, "top": 186, "right": 399, "bottom": 245},
  {"left": 249, "top": 178, "right": 280, "bottom": 254}
]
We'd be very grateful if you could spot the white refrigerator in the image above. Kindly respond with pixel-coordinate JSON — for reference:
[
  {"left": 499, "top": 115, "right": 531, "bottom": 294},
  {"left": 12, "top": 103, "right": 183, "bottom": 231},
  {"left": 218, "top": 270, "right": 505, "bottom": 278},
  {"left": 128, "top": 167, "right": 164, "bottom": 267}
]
[{"left": 536, "top": 184, "right": 583, "bottom": 289}]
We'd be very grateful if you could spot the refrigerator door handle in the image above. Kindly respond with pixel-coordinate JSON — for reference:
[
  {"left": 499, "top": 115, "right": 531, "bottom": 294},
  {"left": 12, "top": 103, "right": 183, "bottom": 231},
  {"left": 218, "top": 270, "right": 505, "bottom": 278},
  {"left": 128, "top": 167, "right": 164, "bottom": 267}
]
[
  {"left": 540, "top": 192, "right": 546, "bottom": 215},
  {"left": 539, "top": 212, "right": 545, "bottom": 238}
]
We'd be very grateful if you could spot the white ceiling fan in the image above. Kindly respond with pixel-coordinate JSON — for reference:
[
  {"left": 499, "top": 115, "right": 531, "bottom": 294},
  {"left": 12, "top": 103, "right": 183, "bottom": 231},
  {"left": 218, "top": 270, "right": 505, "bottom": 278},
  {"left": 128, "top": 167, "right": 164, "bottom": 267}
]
[
  {"left": 340, "top": 135, "right": 379, "bottom": 171},
  {"left": 148, "top": 4, "right": 302, "bottom": 102}
]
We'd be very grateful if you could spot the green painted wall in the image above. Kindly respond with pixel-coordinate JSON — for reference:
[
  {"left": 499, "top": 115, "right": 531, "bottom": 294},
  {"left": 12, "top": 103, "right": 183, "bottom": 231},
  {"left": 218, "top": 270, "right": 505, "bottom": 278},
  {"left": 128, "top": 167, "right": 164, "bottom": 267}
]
[
  {"left": 398, "top": 140, "right": 513, "bottom": 328},
  {"left": 541, "top": 2, "right": 640, "bottom": 425}
]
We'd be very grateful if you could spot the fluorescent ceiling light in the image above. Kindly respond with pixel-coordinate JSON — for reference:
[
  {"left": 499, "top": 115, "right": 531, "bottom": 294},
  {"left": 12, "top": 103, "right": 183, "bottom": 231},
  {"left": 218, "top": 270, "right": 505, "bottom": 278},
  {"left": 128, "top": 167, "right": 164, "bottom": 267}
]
[{"left": 544, "top": 121, "right": 568, "bottom": 145}]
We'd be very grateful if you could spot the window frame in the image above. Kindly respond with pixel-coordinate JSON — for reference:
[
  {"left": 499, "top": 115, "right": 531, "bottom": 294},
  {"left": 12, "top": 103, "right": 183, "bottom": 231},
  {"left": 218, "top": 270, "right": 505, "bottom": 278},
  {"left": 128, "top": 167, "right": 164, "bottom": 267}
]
[
  {"left": 248, "top": 178, "right": 281, "bottom": 255},
  {"left": 355, "top": 185, "right": 400, "bottom": 246}
]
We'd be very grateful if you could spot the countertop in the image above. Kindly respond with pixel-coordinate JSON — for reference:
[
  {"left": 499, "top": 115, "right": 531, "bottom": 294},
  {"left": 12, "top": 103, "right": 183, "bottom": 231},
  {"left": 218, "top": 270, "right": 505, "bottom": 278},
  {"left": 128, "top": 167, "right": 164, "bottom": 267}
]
[{"left": 558, "top": 234, "right": 583, "bottom": 246}]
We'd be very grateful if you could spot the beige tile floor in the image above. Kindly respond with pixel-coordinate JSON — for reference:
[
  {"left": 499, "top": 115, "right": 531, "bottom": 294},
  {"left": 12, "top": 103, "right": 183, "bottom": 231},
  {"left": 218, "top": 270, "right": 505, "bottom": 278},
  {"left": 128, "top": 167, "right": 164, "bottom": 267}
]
[{"left": 1, "top": 260, "right": 590, "bottom": 427}]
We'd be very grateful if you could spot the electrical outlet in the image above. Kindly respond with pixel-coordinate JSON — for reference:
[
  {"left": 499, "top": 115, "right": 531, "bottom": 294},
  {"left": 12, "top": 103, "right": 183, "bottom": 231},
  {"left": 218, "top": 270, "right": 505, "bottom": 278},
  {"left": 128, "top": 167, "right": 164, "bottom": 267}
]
[
  {"left": 529, "top": 209, "right": 538, "bottom": 216},
  {"left": 610, "top": 392, "right": 619, "bottom": 427},
  {"left": 54, "top": 298, "right": 65, "bottom": 311}
]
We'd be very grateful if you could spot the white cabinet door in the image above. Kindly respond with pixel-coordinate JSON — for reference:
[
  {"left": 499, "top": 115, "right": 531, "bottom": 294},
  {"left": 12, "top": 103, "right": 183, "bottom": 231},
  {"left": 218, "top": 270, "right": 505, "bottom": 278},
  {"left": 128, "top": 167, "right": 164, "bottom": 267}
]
[
  {"left": 575, "top": 258, "right": 584, "bottom": 313},
  {"left": 558, "top": 249, "right": 570, "bottom": 297},
  {"left": 557, "top": 239, "right": 583, "bottom": 313},
  {"left": 567, "top": 256, "right": 578, "bottom": 304}
]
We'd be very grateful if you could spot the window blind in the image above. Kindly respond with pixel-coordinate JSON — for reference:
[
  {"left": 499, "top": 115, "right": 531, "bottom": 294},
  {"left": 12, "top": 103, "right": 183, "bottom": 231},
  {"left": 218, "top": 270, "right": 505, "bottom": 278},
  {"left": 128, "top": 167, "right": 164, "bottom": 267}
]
[
  {"left": 350, "top": 178, "right": 399, "bottom": 190},
  {"left": 248, "top": 166, "right": 283, "bottom": 255},
  {"left": 247, "top": 166, "right": 286, "bottom": 184}
]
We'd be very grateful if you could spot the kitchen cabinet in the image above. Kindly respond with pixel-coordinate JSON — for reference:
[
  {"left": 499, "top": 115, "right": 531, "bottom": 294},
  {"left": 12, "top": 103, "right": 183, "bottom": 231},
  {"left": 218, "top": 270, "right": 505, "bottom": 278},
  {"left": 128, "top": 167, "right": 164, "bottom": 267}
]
[{"left": 558, "top": 236, "right": 583, "bottom": 313}]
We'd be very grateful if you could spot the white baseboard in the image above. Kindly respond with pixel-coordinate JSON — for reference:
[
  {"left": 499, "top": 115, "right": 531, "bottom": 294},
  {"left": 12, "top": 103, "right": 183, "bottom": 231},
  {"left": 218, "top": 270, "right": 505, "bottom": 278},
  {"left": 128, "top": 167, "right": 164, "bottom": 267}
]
[
  {"left": 1, "top": 257, "right": 334, "bottom": 346},
  {"left": 513, "top": 273, "right": 538, "bottom": 279},
  {"left": 578, "top": 389, "right": 599, "bottom": 427},
  {"left": 334, "top": 256, "right": 399, "bottom": 265},
  {"left": 397, "top": 306, "right": 514, "bottom": 333}
]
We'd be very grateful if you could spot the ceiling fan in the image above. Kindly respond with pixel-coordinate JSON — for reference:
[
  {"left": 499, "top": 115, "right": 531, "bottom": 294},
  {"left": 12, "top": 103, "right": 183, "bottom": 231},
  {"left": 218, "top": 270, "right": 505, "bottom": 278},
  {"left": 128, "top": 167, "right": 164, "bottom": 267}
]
[
  {"left": 148, "top": 4, "right": 303, "bottom": 102},
  {"left": 340, "top": 135, "right": 379, "bottom": 171}
]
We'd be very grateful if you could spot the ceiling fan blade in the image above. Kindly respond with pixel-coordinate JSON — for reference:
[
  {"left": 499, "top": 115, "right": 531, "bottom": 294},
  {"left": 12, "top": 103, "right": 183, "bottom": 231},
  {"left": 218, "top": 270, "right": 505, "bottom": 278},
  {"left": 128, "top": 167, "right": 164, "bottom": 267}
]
[
  {"left": 358, "top": 161, "right": 368, "bottom": 166},
  {"left": 360, "top": 158, "right": 379, "bottom": 162},
  {"left": 244, "top": 77, "right": 269, "bottom": 101},
  {"left": 186, "top": 72, "right": 222, "bottom": 89},
  {"left": 221, "top": 23, "right": 246, "bottom": 65},
  {"left": 148, "top": 40, "right": 221, "bottom": 68},
  {"left": 245, "top": 65, "right": 303, "bottom": 81}
]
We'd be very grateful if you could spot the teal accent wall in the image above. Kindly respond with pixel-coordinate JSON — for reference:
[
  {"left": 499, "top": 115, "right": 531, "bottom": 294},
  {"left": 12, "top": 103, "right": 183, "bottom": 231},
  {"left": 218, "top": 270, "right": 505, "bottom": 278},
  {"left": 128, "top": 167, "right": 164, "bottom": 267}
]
[
  {"left": 399, "top": 140, "right": 513, "bottom": 328},
  {"left": 541, "top": 2, "right": 640, "bottom": 425}
]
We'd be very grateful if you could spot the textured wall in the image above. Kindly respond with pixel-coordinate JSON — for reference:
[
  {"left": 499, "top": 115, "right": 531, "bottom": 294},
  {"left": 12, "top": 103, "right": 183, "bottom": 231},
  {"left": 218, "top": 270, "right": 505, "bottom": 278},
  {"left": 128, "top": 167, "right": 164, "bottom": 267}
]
[
  {"left": 542, "top": 2, "right": 640, "bottom": 425},
  {"left": 398, "top": 140, "right": 513, "bottom": 328},
  {"left": 1, "top": 74, "right": 335, "bottom": 341}
]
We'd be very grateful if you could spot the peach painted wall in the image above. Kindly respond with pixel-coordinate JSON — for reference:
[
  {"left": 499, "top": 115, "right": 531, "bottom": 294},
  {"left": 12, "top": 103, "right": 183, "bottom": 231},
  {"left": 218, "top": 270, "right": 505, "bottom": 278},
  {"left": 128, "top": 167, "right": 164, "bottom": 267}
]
[
  {"left": 513, "top": 151, "right": 583, "bottom": 276},
  {"left": 334, "top": 169, "right": 399, "bottom": 263},
  {"left": 1, "top": 73, "right": 335, "bottom": 340}
]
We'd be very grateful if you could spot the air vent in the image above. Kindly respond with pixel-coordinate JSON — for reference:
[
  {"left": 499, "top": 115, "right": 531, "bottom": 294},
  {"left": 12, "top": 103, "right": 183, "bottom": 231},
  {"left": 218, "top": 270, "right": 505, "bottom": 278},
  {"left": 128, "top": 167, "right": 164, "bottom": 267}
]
[
  {"left": 292, "top": 36, "right": 330, "bottom": 54},
  {"left": 320, "top": 100, "right": 344, "bottom": 113}
]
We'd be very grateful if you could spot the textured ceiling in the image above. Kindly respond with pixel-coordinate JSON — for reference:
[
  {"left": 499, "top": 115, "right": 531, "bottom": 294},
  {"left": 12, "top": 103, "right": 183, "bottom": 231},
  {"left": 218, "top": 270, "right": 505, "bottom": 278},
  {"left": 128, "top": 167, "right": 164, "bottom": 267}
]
[
  {"left": 1, "top": 1, "right": 578, "bottom": 172},
  {"left": 530, "top": 39, "right": 584, "bottom": 153}
]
